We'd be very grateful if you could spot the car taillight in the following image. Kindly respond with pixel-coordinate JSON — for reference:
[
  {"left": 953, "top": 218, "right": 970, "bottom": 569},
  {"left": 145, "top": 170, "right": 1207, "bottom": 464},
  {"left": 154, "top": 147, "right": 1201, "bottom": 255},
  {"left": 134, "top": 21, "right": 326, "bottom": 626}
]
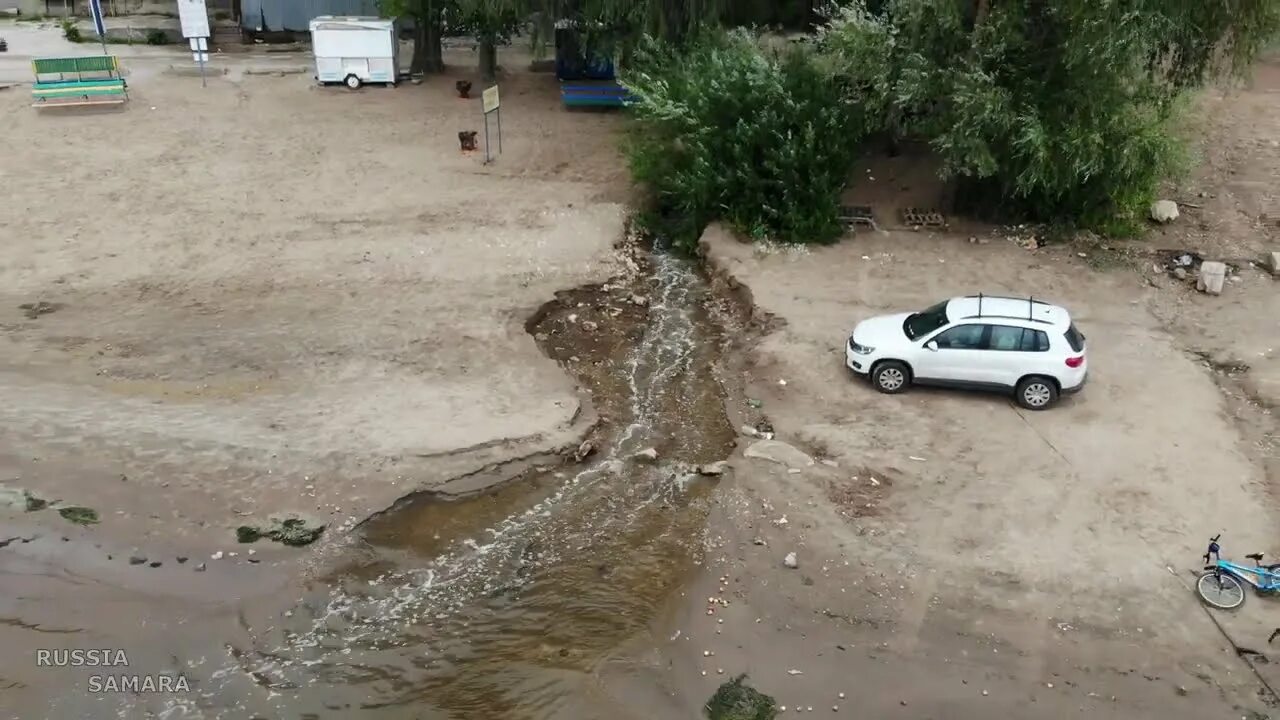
[{"left": 1065, "top": 356, "right": 1084, "bottom": 368}]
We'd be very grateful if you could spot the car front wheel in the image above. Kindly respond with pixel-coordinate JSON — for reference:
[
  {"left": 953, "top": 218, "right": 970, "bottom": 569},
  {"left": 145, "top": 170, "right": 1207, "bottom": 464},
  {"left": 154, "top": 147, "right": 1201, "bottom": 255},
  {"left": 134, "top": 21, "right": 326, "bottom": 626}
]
[
  {"left": 871, "top": 361, "right": 910, "bottom": 394},
  {"left": 1016, "top": 376, "right": 1059, "bottom": 410}
]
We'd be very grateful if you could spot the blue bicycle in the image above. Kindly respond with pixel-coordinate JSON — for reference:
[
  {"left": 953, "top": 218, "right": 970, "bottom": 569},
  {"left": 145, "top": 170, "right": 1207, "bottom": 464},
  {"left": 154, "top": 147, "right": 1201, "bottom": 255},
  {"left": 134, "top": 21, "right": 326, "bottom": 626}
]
[{"left": 1198, "top": 534, "right": 1280, "bottom": 610}]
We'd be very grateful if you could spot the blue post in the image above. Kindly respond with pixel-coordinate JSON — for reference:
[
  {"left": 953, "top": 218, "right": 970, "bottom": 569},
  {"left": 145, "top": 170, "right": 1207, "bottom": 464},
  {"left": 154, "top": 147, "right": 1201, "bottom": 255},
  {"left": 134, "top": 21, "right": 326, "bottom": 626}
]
[{"left": 88, "top": 0, "right": 108, "bottom": 55}]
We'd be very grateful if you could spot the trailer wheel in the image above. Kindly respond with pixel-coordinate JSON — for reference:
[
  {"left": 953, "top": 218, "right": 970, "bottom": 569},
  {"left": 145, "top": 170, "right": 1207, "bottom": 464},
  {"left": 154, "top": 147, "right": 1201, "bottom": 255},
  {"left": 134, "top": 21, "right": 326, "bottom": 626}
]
[{"left": 344, "top": 74, "right": 362, "bottom": 90}]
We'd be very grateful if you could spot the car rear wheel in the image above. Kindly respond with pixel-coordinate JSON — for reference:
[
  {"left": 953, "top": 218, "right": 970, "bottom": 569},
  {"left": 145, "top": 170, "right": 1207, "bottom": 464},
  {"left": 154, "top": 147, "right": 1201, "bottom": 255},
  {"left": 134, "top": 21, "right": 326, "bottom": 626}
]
[
  {"left": 871, "top": 361, "right": 910, "bottom": 394},
  {"left": 1015, "top": 376, "right": 1058, "bottom": 410}
]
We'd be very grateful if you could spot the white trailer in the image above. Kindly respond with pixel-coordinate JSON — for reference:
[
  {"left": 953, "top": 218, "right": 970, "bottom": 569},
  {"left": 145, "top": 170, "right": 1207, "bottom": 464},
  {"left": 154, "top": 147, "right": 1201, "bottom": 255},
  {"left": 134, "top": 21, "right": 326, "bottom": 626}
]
[{"left": 309, "top": 16, "right": 399, "bottom": 89}]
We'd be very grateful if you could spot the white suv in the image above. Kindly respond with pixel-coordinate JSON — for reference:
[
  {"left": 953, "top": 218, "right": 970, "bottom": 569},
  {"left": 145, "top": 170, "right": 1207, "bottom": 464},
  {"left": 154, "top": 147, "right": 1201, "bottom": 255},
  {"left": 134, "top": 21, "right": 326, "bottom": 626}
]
[{"left": 845, "top": 295, "right": 1087, "bottom": 410}]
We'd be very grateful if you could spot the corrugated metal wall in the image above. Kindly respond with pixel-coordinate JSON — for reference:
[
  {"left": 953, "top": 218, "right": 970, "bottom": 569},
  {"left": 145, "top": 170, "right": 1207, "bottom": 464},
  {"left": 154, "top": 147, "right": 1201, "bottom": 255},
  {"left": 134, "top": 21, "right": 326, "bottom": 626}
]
[{"left": 241, "top": 0, "right": 381, "bottom": 32}]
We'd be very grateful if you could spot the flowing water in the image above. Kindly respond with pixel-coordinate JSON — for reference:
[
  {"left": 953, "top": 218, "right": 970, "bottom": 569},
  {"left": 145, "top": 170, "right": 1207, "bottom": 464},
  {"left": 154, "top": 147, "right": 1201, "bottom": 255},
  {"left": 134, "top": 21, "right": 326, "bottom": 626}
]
[{"left": 150, "top": 248, "right": 739, "bottom": 718}]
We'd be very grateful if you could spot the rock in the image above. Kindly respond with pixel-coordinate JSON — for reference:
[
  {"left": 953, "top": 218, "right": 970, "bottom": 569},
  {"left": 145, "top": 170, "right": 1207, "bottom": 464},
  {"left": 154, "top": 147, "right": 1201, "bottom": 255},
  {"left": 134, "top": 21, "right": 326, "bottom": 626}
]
[
  {"left": 236, "top": 525, "right": 263, "bottom": 543},
  {"left": 630, "top": 294, "right": 649, "bottom": 306},
  {"left": 744, "top": 440, "right": 814, "bottom": 469},
  {"left": 129, "top": 555, "right": 147, "bottom": 565},
  {"left": 195, "top": 562, "right": 206, "bottom": 571},
  {"left": 1266, "top": 251, "right": 1280, "bottom": 276},
  {"left": 0, "top": 486, "right": 47, "bottom": 512},
  {"left": 1173, "top": 267, "right": 1188, "bottom": 280},
  {"left": 149, "top": 561, "right": 162, "bottom": 568},
  {"left": 211, "top": 551, "right": 224, "bottom": 560},
  {"left": 581, "top": 320, "right": 599, "bottom": 332},
  {"left": 697, "top": 461, "right": 729, "bottom": 476},
  {"left": 534, "top": 332, "right": 549, "bottom": 342},
  {"left": 263, "top": 514, "right": 326, "bottom": 546},
  {"left": 176, "top": 556, "right": 188, "bottom": 563},
  {"left": 1197, "top": 261, "right": 1227, "bottom": 295},
  {"left": 58, "top": 506, "right": 99, "bottom": 525},
  {"left": 632, "top": 447, "right": 659, "bottom": 462},
  {"left": 573, "top": 440, "right": 595, "bottom": 462},
  {"left": 783, "top": 552, "right": 799, "bottom": 569},
  {"left": 1150, "top": 200, "right": 1180, "bottom": 223},
  {"left": 740, "top": 425, "right": 760, "bottom": 438}
]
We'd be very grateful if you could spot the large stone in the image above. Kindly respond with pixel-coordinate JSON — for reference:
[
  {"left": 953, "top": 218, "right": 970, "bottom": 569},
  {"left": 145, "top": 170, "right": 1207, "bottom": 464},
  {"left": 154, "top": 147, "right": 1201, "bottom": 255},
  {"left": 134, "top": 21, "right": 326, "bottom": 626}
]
[
  {"left": 744, "top": 439, "right": 813, "bottom": 469},
  {"left": 1266, "top": 251, "right": 1280, "bottom": 276},
  {"left": 1197, "top": 261, "right": 1227, "bottom": 295},
  {"left": 1150, "top": 200, "right": 1180, "bottom": 224}
]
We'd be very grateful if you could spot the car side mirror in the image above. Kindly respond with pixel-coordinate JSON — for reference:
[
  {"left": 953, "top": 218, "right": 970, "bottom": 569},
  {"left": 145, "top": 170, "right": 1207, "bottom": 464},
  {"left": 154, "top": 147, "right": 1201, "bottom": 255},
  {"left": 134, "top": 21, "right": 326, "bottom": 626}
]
[{"left": 925, "top": 340, "right": 939, "bottom": 351}]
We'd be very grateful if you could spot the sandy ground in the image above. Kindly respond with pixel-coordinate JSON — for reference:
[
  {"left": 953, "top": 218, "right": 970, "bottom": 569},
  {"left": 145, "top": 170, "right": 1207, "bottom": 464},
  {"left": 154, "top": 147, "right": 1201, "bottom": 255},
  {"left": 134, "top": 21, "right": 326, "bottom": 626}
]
[
  {"left": 0, "top": 33, "right": 629, "bottom": 558},
  {"left": 2, "top": 19, "right": 1278, "bottom": 720},
  {"left": 619, "top": 56, "right": 1280, "bottom": 720}
]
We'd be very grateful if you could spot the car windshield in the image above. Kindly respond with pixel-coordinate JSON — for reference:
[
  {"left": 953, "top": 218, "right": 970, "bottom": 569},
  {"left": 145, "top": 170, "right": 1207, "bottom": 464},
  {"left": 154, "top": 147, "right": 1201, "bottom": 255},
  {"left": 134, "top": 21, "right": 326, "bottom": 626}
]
[{"left": 903, "top": 301, "right": 950, "bottom": 340}]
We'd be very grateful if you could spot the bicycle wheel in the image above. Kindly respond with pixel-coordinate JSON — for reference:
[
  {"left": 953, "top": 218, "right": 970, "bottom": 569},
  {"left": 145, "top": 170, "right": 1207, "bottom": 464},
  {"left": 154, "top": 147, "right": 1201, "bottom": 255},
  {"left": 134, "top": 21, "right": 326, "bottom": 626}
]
[{"left": 1197, "top": 570, "right": 1246, "bottom": 610}]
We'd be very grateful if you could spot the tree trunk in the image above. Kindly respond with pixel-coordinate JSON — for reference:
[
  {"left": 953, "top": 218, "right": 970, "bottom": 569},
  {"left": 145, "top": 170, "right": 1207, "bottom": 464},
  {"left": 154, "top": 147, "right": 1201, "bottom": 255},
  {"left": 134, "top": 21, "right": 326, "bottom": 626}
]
[
  {"left": 974, "top": 0, "right": 990, "bottom": 27},
  {"left": 478, "top": 38, "right": 497, "bottom": 82},
  {"left": 411, "top": 19, "right": 428, "bottom": 75},
  {"left": 425, "top": 9, "right": 443, "bottom": 73},
  {"left": 408, "top": 0, "right": 444, "bottom": 75}
]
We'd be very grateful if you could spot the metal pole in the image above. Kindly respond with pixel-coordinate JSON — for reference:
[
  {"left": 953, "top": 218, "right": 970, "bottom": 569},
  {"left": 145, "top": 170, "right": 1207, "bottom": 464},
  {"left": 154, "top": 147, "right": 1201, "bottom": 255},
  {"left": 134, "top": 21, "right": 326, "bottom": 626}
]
[
  {"left": 484, "top": 112, "right": 490, "bottom": 164},
  {"left": 496, "top": 107, "right": 502, "bottom": 154},
  {"left": 198, "top": 43, "right": 206, "bottom": 88}
]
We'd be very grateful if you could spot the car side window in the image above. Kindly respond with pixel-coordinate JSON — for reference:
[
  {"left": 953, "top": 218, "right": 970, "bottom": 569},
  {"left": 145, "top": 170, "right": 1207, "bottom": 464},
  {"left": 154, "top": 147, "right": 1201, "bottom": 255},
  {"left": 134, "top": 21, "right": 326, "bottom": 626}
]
[
  {"left": 1021, "top": 329, "right": 1050, "bottom": 352},
  {"left": 989, "top": 325, "right": 1024, "bottom": 351},
  {"left": 933, "top": 324, "right": 987, "bottom": 350}
]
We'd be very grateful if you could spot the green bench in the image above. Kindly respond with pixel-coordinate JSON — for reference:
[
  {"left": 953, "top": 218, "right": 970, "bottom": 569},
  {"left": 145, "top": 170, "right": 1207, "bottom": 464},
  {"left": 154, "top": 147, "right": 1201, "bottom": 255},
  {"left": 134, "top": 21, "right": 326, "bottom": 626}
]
[{"left": 31, "top": 56, "right": 128, "bottom": 108}]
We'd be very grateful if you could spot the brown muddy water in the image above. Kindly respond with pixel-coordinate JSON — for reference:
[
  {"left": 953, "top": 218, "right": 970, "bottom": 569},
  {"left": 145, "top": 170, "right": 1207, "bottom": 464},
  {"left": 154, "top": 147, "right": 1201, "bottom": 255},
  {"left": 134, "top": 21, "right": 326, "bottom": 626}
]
[{"left": 8, "top": 247, "right": 741, "bottom": 719}]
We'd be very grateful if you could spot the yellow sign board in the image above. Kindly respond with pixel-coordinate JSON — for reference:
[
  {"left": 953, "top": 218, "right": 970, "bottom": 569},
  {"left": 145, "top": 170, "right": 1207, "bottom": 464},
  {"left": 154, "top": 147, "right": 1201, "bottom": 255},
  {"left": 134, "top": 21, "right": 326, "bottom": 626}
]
[{"left": 482, "top": 85, "right": 500, "bottom": 114}]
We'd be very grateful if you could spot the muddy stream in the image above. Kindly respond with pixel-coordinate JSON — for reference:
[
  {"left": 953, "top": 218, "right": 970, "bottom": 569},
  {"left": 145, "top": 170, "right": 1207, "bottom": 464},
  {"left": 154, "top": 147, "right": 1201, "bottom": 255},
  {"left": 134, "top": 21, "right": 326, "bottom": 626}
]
[{"left": 94, "top": 245, "right": 740, "bottom": 718}]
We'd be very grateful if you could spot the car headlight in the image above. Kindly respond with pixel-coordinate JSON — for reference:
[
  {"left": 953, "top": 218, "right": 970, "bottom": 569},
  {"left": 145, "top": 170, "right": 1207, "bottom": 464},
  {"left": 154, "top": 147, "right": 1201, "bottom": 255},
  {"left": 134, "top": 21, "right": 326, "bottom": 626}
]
[{"left": 848, "top": 338, "right": 874, "bottom": 355}]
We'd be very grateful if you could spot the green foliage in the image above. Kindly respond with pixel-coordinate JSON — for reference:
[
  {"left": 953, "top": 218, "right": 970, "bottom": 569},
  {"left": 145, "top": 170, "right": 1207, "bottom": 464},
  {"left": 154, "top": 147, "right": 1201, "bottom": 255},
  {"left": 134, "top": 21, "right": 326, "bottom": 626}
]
[
  {"left": 61, "top": 18, "right": 82, "bottom": 43},
  {"left": 145, "top": 29, "right": 170, "bottom": 45},
  {"left": 821, "top": 0, "right": 1275, "bottom": 234},
  {"left": 624, "top": 29, "right": 882, "bottom": 250},
  {"left": 705, "top": 674, "right": 777, "bottom": 720}
]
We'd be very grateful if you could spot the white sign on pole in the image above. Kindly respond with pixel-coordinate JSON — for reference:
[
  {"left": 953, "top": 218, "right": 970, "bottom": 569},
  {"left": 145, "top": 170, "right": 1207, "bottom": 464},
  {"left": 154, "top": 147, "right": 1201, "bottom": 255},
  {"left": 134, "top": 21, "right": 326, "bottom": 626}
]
[{"left": 177, "top": 0, "right": 210, "bottom": 39}]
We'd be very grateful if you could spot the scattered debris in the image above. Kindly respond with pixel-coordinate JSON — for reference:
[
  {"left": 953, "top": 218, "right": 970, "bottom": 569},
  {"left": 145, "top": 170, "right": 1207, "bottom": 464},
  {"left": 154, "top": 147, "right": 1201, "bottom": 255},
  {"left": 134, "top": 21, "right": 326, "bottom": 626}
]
[
  {"left": 629, "top": 294, "right": 649, "bottom": 306},
  {"left": 786, "top": 668, "right": 804, "bottom": 675},
  {"left": 194, "top": 562, "right": 207, "bottom": 572},
  {"left": 211, "top": 551, "right": 224, "bottom": 560},
  {"left": 783, "top": 552, "right": 799, "bottom": 569},
  {"left": 458, "top": 130, "right": 478, "bottom": 152},
  {"left": 58, "top": 506, "right": 99, "bottom": 525},
  {"left": 752, "top": 537, "right": 766, "bottom": 545},
  {"left": 631, "top": 447, "right": 659, "bottom": 462},
  {"left": 573, "top": 440, "right": 595, "bottom": 462},
  {"left": 129, "top": 555, "right": 147, "bottom": 565},
  {"left": 18, "top": 301, "right": 60, "bottom": 319},
  {"left": 1150, "top": 199, "right": 1180, "bottom": 223},
  {"left": 581, "top": 320, "right": 599, "bottom": 332}
]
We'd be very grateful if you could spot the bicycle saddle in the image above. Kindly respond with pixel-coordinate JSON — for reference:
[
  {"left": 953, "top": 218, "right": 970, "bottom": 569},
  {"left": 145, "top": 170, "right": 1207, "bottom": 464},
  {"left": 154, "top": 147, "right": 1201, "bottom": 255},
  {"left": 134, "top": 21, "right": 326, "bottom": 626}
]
[{"left": 1247, "top": 553, "right": 1265, "bottom": 561}]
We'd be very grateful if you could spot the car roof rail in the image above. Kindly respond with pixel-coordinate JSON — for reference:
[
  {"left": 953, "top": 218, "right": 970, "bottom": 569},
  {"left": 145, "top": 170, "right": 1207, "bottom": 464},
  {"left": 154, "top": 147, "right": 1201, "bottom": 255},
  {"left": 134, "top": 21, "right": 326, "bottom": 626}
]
[
  {"left": 958, "top": 314, "right": 1053, "bottom": 325},
  {"left": 967, "top": 293, "right": 1053, "bottom": 322}
]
